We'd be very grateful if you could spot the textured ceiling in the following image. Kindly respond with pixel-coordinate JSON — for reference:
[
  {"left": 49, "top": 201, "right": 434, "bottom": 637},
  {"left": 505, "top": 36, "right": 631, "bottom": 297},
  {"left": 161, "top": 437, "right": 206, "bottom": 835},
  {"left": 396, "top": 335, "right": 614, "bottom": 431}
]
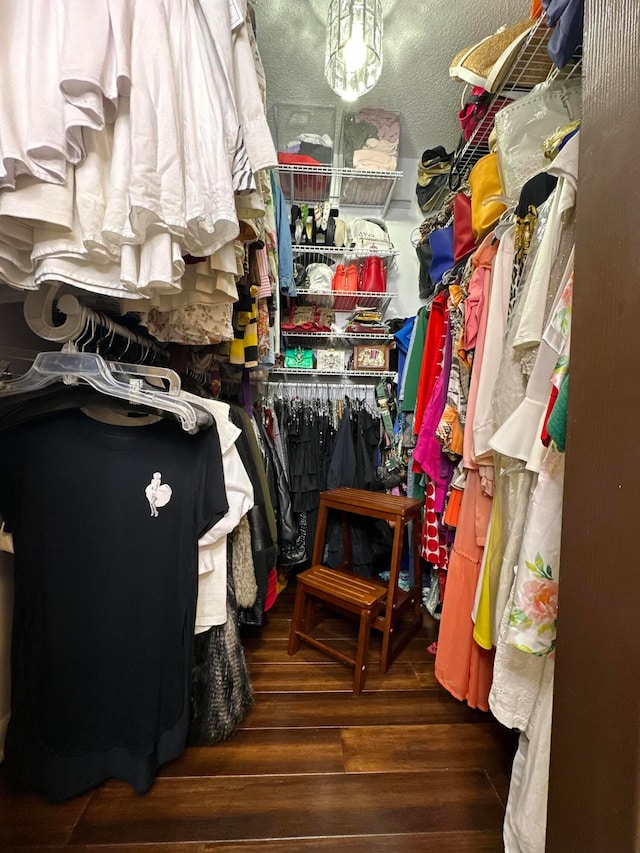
[{"left": 256, "top": 0, "right": 529, "bottom": 160}]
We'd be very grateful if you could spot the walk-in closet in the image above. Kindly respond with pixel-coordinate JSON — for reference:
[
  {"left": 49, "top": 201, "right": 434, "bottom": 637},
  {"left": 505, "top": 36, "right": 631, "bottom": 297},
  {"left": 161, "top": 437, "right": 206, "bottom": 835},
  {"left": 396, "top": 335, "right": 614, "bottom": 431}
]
[{"left": 0, "top": 1, "right": 634, "bottom": 851}]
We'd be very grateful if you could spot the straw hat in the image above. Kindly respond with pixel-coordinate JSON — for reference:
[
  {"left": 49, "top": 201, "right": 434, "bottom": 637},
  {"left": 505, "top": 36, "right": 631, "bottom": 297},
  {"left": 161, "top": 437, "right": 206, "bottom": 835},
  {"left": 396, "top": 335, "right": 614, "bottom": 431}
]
[{"left": 450, "top": 19, "right": 552, "bottom": 93}]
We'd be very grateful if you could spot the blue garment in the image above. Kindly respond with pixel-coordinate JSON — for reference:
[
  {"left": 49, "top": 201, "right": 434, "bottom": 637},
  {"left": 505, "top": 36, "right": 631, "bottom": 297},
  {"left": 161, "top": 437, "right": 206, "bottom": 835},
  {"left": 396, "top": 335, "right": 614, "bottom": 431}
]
[
  {"left": 543, "top": 0, "right": 583, "bottom": 68},
  {"left": 394, "top": 315, "right": 415, "bottom": 391},
  {"left": 428, "top": 226, "right": 454, "bottom": 287},
  {"left": 558, "top": 126, "right": 580, "bottom": 152},
  {"left": 271, "top": 172, "right": 295, "bottom": 296}
]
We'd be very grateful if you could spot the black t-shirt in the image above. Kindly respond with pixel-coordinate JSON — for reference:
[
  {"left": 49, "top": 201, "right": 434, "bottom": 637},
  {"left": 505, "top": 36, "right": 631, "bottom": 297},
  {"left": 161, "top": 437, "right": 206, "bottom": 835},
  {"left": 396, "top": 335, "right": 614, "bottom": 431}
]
[{"left": 0, "top": 409, "right": 227, "bottom": 801}]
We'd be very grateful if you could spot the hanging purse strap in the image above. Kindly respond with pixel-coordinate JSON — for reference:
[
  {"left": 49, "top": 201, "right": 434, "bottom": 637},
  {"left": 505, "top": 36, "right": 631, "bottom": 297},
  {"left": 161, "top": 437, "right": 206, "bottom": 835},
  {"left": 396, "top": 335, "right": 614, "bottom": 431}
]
[{"left": 376, "top": 381, "right": 397, "bottom": 443}]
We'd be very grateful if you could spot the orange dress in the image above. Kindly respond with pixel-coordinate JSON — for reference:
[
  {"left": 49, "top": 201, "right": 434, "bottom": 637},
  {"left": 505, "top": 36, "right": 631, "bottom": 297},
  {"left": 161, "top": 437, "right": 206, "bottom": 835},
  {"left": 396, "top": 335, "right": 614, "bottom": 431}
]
[{"left": 435, "top": 469, "right": 494, "bottom": 710}]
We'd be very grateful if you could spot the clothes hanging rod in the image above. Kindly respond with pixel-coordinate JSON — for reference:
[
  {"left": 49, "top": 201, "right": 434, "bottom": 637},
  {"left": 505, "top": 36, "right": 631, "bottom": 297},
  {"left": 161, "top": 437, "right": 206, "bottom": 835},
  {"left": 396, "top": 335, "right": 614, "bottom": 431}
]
[
  {"left": 264, "top": 380, "right": 379, "bottom": 399},
  {"left": 266, "top": 382, "right": 371, "bottom": 390},
  {"left": 56, "top": 294, "right": 165, "bottom": 358}
]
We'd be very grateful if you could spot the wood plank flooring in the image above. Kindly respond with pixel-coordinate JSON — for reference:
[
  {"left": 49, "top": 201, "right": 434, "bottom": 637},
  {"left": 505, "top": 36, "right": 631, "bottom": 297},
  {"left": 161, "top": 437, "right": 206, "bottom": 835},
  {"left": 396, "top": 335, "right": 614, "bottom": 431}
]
[{"left": 0, "top": 582, "right": 516, "bottom": 851}]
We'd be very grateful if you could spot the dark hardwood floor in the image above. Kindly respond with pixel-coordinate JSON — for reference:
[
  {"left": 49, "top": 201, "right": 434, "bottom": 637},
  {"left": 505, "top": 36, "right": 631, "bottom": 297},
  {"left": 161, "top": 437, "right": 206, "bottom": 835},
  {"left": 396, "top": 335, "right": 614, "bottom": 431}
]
[{"left": 0, "top": 583, "right": 515, "bottom": 852}]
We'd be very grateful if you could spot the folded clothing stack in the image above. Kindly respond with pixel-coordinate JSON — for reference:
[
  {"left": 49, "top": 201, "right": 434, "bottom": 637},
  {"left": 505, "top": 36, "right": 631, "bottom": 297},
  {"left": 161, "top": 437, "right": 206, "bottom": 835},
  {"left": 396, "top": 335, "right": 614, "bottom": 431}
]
[
  {"left": 279, "top": 133, "right": 333, "bottom": 165},
  {"left": 343, "top": 109, "right": 399, "bottom": 172}
]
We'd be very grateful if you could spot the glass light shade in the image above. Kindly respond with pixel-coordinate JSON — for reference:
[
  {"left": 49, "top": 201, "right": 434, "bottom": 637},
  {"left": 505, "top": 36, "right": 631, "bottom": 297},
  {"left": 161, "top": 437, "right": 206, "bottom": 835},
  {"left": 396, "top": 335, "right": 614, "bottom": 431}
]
[{"left": 325, "top": 0, "right": 383, "bottom": 102}]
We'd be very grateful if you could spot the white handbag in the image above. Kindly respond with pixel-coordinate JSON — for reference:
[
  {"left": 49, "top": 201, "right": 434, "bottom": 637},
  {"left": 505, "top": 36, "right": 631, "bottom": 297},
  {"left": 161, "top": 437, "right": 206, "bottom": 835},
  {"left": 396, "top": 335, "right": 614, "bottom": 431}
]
[
  {"left": 305, "top": 262, "right": 336, "bottom": 307},
  {"left": 316, "top": 348, "right": 347, "bottom": 372},
  {"left": 305, "top": 263, "right": 335, "bottom": 293},
  {"left": 494, "top": 79, "right": 582, "bottom": 203},
  {"left": 347, "top": 218, "right": 394, "bottom": 255}
]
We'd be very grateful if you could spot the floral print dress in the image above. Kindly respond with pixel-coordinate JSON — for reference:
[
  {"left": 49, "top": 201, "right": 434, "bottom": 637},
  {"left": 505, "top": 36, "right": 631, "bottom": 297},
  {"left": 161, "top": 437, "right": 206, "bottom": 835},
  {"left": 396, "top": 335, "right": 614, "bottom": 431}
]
[
  {"left": 505, "top": 271, "right": 572, "bottom": 656},
  {"left": 507, "top": 446, "right": 563, "bottom": 655}
]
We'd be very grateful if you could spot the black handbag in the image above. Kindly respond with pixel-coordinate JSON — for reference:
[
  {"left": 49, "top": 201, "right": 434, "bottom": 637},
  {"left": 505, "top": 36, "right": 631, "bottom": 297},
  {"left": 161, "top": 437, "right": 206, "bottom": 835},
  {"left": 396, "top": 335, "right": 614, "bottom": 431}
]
[
  {"left": 416, "top": 146, "right": 454, "bottom": 212},
  {"left": 376, "top": 455, "right": 407, "bottom": 489}
]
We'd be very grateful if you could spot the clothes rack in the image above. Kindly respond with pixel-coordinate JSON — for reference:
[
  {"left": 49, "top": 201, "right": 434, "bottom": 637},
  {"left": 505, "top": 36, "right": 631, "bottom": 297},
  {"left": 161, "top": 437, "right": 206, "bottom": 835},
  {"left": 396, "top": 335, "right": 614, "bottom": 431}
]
[
  {"left": 23, "top": 287, "right": 166, "bottom": 362},
  {"left": 58, "top": 295, "right": 166, "bottom": 361},
  {"left": 264, "top": 379, "right": 378, "bottom": 404}
]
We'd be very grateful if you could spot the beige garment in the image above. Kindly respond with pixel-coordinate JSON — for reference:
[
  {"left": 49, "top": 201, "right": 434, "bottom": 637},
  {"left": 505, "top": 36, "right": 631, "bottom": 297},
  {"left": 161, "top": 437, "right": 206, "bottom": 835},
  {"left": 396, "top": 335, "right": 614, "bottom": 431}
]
[
  {"left": 365, "top": 138, "right": 398, "bottom": 154},
  {"left": 127, "top": 269, "right": 238, "bottom": 311},
  {"left": 182, "top": 264, "right": 238, "bottom": 303},
  {"left": 235, "top": 191, "right": 265, "bottom": 221},
  {"left": 353, "top": 148, "right": 398, "bottom": 172},
  {"left": 121, "top": 248, "right": 241, "bottom": 313},
  {"left": 140, "top": 301, "right": 234, "bottom": 345},
  {"left": 231, "top": 515, "right": 258, "bottom": 609},
  {"left": 212, "top": 240, "right": 243, "bottom": 276}
]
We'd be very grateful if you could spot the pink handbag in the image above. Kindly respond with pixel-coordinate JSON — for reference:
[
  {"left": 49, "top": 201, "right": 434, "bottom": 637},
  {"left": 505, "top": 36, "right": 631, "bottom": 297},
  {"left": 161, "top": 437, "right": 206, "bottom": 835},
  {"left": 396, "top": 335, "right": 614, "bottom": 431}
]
[{"left": 458, "top": 87, "right": 512, "bottom": 145}]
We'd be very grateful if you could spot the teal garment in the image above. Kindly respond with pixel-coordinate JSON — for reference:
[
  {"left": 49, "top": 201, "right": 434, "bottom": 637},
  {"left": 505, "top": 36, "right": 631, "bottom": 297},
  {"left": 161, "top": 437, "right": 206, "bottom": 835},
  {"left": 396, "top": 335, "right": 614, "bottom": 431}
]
[
  {"left": 394, "top": 316, "right": 416, "bottom": 393},
  {"left": 400, "top": 306, "right": 429, "bottom": 413},
  {"left": 547, "top": 375, "right": 569, "bottom": 452},
  {"left": 407, "top": 457, "right": 426, "bottom": 502},
  {"left": 411, "top": 471, "right": 426, "bottom": 503}
]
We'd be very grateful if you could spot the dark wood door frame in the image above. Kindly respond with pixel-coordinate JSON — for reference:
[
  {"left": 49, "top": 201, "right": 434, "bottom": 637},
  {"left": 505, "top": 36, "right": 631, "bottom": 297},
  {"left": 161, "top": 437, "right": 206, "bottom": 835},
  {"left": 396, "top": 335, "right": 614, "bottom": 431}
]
[{"left": 547, "top": 1, "right": 640, "bottom": 849}]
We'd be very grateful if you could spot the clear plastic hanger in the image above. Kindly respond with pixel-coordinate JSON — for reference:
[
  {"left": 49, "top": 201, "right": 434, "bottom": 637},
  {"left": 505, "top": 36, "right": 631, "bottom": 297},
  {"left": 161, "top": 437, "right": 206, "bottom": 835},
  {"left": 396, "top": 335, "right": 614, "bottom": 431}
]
[
  {"left": 109, "top": 361, "right": 181, "bottom": 393},
  {"left": 0, "top": 351, "right": 211, "bottom": 434}
]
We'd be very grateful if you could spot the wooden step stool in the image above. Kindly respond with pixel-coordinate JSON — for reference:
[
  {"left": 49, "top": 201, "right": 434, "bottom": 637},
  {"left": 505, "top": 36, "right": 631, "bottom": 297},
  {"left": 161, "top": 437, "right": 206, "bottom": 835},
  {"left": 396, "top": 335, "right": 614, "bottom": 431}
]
[{"left": 288, "top": 487, "right": 423, "bottom": 693}]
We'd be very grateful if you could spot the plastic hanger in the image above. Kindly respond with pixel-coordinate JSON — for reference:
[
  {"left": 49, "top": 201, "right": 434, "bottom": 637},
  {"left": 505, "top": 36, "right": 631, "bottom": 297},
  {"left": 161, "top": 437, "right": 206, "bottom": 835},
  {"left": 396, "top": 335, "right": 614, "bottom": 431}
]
[
  {"left": 0, "top": 352, "right": 211, "bottom": 434},
  {"left": 109, "top": 362, "right": 181, "bottom": 393}
]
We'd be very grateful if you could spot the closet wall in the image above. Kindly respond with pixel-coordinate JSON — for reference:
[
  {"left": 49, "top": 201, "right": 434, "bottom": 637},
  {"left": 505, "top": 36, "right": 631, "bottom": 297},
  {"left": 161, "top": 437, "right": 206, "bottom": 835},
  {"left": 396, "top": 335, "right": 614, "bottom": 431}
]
[
  {"left": 547, "top": 0, "right": 640, "bottom": 849},
  {"left": 364, "top": 163, "right": 422, "bottom": 319}
]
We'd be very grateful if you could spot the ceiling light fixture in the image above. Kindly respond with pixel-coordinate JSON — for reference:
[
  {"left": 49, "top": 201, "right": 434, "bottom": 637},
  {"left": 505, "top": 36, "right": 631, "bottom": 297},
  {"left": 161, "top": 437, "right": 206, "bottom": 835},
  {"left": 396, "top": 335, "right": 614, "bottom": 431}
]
[{"left": 325, "top": 0, "right": 383, "bottom": 102}]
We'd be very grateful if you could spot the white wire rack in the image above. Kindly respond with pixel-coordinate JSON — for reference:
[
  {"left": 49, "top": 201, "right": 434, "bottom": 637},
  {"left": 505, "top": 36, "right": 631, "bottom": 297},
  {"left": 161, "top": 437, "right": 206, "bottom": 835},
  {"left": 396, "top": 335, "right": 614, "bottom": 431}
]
[
  {"left": 291, "top": 244, "right": 399, "bottom": 278},
  {"left": 422, "top": 16, "right": 582, "bottom": 213},
  {"left": 293, "top": 288, "right": 397, "bottom": 313},
  {"left": 281, "top": 331, "right": 395, "bottom": 342},
  {"left": 291, "top": 243, "right": 400, "bottom": 264},
  {"left": 269, "top": 367, "right": 396, "bottom": 379},
  {"left": 277, "top": 164, "right": 403, "bottom": 217}
]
